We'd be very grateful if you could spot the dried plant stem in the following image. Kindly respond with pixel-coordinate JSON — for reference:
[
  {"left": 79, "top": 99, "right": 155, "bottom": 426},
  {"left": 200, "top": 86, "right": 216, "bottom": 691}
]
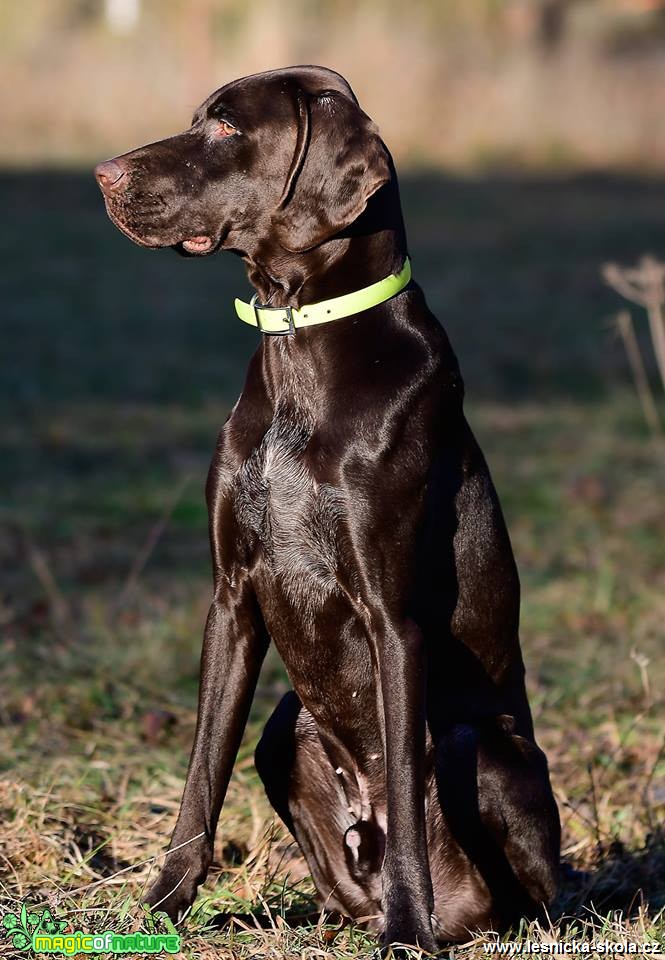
[
  {"left": 25, "top": 540, "right": 71, "bottom": 627},
  {"left": 615, "top": 311, "right": 663, "bottom": 438},
  {"left": 604, "top": 257, "right": 665, "bottom": 439},
  {"left": 646, "top": 300, "right": 665, "bottom": 392},
  {"left": 587, "top": 762, "right": 602, "bottom": 848},
  {"left": 114, "top": 474, "right": 191, "bottom": 612}
]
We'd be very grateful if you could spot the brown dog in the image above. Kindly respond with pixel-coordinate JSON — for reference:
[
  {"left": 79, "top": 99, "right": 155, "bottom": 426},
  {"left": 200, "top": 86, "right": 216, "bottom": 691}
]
[{"left": 95, "top": 65, "right": 560, "bottom": 953}]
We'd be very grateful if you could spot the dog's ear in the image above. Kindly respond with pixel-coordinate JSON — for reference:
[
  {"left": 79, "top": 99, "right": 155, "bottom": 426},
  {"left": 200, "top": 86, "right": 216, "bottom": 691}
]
[{"left": 274, "top": 89, "right": 391, "bottom": 254}]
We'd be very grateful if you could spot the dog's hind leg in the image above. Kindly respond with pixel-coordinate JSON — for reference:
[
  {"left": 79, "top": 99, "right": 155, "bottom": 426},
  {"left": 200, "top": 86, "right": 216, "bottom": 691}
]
[
  {"left": 475, "top": 719, "right": 561, "bottom": 916},
  {"left": 254, "top": 690, "right": 302, "bottom": 836},
  {"left": 430, "top": 721, "right": 560, "bottom": 939},
  {"left": 255, "top": 691, "right": 385, "bottom": 930}
]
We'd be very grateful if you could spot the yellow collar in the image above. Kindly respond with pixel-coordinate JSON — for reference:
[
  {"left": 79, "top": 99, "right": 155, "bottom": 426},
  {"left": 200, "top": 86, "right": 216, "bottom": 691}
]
[{"left": 234, "top": 258, "right": 412, "bottom": 335}]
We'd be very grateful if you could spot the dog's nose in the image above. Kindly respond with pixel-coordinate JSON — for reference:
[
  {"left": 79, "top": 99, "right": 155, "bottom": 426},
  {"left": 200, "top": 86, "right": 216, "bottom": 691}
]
[{"left": 94, "top": 158, "right": 128, "bottom": 196}]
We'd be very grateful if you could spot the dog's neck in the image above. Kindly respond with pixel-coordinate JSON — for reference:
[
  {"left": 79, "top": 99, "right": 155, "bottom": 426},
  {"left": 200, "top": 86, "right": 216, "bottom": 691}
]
[
  {"left": 241, "top": 183, "right": 408, "bottom": 310},
  {"left": 233, "top": 182, "right": 413, "bottom": 406}
]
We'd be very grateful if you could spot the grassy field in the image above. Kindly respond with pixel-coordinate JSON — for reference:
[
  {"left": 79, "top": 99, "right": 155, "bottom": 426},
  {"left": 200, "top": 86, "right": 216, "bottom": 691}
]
[{"left": 1, "top": 169, "right": 664, "bottom": 957}]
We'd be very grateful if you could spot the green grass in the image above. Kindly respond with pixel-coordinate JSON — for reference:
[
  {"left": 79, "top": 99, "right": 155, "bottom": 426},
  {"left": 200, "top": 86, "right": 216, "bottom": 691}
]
[{"left": 0, "top": 170, "right": 664, "bottom": 957}]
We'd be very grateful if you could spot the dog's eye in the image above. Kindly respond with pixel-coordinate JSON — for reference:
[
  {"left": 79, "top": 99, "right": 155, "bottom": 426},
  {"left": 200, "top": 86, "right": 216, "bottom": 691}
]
[{"left": 215, "top": 120, "right": 237, "bottom": 138}]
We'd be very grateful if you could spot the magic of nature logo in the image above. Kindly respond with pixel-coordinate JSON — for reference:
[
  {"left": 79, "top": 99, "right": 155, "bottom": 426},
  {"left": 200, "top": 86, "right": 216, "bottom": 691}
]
[{"left": 1, "top": 902, "right": 181, "bottom": 955}]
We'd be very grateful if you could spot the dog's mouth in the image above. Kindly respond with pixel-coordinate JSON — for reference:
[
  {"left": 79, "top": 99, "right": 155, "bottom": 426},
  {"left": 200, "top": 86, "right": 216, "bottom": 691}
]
[
  {"left": 104, "top": 201, "right": 167, "bottom": 248},
  {"left": 181, "top": 235, "right": 214, "bottom": 255},
  {"left": 104, "top": 200, "right": 218, "bottom": 256}
]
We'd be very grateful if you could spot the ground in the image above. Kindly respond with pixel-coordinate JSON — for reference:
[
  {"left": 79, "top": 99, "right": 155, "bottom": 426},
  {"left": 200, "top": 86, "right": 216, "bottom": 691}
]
[{"left": 1, "top": 170, "right": 664, "bottom": 957}]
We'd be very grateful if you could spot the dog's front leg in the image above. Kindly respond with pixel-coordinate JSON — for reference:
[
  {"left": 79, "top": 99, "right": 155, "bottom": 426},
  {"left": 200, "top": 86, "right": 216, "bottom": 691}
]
[
  {"left": 145, "top": 573, "right": 268, "bottom": 920},
  {"left": 376, "top": 617, "right": 436, "bottom": 954}
]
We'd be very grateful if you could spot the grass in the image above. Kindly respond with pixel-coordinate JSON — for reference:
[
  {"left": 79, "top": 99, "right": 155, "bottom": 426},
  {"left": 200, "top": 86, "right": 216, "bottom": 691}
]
[{"left": 1, "top": 169, "right": 664, "bottom": 957}]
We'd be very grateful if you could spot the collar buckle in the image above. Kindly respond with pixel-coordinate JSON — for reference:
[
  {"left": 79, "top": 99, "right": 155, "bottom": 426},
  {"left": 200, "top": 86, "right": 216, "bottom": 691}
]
[{"left": 250, "top": 294, "right": 295, "bottom": 336}]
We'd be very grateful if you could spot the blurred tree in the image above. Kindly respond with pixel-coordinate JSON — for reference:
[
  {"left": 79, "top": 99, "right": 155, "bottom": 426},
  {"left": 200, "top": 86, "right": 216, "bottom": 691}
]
[
  {"left": 538, "top": 0, "right": 570, "bottom": 52},
  {"left": 64, "top": 0, "right": 99, "bottom": 28}
]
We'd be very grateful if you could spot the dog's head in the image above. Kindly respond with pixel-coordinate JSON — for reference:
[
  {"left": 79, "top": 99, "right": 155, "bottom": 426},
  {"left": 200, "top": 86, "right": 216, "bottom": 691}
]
[{"left": 95, "top": 66, "right": 391, "bottom": 258}]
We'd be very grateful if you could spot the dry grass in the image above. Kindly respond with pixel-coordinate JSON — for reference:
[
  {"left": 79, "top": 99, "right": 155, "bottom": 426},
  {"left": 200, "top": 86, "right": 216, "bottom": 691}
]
[{"left": 0, "top": 623, "right": 663, "bottom": 957}]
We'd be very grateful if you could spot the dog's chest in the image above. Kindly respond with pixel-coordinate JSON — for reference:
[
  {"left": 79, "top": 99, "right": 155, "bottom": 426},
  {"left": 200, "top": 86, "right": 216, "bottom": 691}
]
[{"left": 233, "top": 410, "right": 345, "bottom": 601}]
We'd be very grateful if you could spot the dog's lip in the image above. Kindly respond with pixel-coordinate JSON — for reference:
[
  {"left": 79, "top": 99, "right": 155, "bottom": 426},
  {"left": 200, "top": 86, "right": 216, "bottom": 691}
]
[
  {"left": 104, "top": 201, "right": 219, "bottom": 254},
  {"left": 104, "top": 202, "right": 165, "bottom": 248},
  {"left": 182, "top": 235, "right": 214, "bottom": 254}
]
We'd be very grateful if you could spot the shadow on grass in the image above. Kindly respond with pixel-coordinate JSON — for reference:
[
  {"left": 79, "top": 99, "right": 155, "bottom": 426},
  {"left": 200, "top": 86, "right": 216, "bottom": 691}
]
[
  {"left": 3, "top": 166, "right": 665, "bottom": 416},
  {"left": 201, "top": 830, "right": 665, "bottom": 936},
  {"left": 4, "top": 166, "right": 665, "bottom": 571},
  {"left": 186, "top": 833, "right": 665, "bottom": 942},
  {"left": 556, "top": 830, "right": 665, "bottom": 923}
]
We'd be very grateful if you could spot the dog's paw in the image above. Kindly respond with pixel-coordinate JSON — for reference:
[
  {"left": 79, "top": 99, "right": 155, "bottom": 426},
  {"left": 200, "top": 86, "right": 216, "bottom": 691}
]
[
  {"left": 374, "top": 944, "right": 437, "bottom": 960},
  {"left": 379, "top": 920, "right": 438, "bottom": 957},
  {"left": 143, "top": 865, "right": 201, "bottom": 923},
  {"left": 143, "top": 835, "right": 213, "bottom": 923}
]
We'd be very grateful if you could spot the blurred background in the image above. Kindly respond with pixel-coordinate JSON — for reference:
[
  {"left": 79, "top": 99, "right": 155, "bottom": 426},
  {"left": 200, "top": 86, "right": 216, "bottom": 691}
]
[
  {"left": 6, "top": 0, "right": 665, "bottom": 167},
  {"left": 1, "top": 2, "right": 664, "bottom": 957}
]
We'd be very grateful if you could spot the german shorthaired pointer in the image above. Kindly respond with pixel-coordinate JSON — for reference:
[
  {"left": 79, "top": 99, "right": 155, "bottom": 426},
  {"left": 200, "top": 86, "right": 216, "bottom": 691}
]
[{"left": 95, "top": 65, "right": 560, "bottom": 953}]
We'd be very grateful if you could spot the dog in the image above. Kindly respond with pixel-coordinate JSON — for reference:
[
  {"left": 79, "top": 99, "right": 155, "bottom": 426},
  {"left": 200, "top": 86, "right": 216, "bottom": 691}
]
[{"left": 95, "top": 65, "right": 560, "bottom": 952}]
